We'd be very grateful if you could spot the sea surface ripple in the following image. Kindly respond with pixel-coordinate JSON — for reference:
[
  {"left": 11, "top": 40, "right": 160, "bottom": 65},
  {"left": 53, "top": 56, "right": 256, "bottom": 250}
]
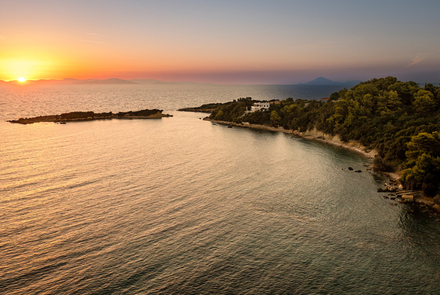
[{"left": 1, "top": 84, "right": 440, "bottom": 294}]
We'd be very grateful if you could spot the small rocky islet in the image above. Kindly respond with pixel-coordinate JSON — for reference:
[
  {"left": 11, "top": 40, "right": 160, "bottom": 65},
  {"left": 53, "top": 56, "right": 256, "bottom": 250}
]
[{"left": 8, "top": 109, "right": 172, "bottom": 125}]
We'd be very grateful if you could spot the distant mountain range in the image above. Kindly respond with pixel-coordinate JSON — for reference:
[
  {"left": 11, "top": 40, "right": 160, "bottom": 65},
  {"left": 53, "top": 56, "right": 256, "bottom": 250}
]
[
  {"left": 0, "top": 78, "right": 209, "bottom": 85},
  {"left": 75, "top": 78, "right": 136, "bottom": 84},
  {"left": 1, "top": 77, "right": 363, "bottom": 86},
  {"left": 297, "top": 77, "right": 363, "bottom": 86}
]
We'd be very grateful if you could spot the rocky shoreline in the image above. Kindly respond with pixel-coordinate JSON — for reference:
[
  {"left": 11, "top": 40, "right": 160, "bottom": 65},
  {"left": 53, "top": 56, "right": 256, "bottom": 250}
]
[
  {"left": 204, "top": 118, "right": 376, "bottom": 158},
  {"left": 8, "top": 109, "right": 172, "bottom": 125},
  {"left": 205, "top": 117, "right": 440, "bottom": 213}
]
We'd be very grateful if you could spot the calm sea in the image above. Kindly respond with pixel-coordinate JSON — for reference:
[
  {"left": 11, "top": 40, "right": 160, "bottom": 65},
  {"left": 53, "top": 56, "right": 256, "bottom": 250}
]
[{"left": 1, "top": 84, "right": 440, "bottom": 294}]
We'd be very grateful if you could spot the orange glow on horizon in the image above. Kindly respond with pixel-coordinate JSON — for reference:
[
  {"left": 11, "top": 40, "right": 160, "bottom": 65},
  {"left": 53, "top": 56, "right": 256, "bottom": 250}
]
[
  {"left": 0, "top": 37, "right": 357, "bottom": 82},
  {"left": 1, "top": 57, "right": 55, "bottom": 81}
]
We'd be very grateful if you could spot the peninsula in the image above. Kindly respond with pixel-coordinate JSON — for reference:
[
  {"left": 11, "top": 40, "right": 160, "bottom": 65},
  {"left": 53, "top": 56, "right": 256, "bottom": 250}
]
[
  {"left": 8, "top": 109, "right": 172, "bottom": 125},
  {"left": 178, "top": 103, "right": 226, "bottom": 113},
  {"left": 180, "top": 77, "right": 440, "bottom": 208}
]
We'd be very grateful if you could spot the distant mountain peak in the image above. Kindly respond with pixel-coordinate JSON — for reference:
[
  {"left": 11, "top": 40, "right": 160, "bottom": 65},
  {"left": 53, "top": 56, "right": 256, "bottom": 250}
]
[
  {"left": 306, "top": 77, "right": 334, "bottom": 85},
  {"left": 0, "top": 78, "right": 208, "bottom": 85},
  {"left": 298, "top": 77, "right": 362, "bottom": 86}
]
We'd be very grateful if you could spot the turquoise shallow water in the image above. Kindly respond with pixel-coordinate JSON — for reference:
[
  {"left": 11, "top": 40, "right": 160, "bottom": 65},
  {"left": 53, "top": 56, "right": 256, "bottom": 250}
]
[{"left": 1, "top": 84, "right": 440, "bottom": 294}]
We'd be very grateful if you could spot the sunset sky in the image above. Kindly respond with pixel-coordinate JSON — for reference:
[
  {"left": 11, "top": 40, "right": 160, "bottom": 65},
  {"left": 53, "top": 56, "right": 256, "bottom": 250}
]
[{"left": 1, "top": 0, "right": 440, "bottom": 84}]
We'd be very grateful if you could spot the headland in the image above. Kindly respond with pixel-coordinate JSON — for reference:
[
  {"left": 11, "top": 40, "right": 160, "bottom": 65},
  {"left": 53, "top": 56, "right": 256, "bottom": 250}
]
[{"left": 8, "top": 109, "right": 172, "bottom": 125}]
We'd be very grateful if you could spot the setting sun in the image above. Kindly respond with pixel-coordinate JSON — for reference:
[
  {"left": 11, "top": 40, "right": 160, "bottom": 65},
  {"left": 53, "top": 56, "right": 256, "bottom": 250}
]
[{"left": 18, "top": 77, "right": 26, "bottom": 82}]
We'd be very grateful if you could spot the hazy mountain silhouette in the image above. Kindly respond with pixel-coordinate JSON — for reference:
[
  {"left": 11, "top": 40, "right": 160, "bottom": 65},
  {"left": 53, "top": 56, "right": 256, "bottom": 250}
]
[
  {"left": 129, "top": 79, "right": 209, "bottom": 85},
  {"left": 76, "top": 78, "right": 135, "bottom": 84},
  {"left": 298, "top": 77, "right": 362, "bottom": 85},
  {"left": 0, "top": 78, "right": 211, "bottom": 85}
]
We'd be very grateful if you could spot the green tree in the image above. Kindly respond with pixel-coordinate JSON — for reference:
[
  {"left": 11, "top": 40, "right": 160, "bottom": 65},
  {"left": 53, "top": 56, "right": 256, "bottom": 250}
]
[
  {"left": 214, "top": 110, "right": 224, "bottom": 120},
  {"left": 402, "top": 132, "right": 440, "bottom": 195},
  {"left": 329, "top": 92, "right": 340, "bottom": 101},
  {"left": 413, "top": 89, "right": 436, "bottom": 113},
  {"left": 270, "top": 110, "right": 281, "bottom": 125}
]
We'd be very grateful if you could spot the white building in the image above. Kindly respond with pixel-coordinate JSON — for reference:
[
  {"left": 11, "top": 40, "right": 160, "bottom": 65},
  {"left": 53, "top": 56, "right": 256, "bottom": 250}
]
[{"left": 250, "top": 102, "right": 270, "bottom": 112}]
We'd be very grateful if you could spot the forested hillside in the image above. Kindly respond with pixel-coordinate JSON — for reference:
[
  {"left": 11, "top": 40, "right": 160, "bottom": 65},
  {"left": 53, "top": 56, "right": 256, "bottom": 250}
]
[{"left": 209, "top": 77, "right": 440, "bottom": 196}]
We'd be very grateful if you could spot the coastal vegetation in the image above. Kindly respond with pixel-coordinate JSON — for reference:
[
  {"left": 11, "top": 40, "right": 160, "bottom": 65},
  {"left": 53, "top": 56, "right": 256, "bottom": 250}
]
[
  {"left": 206, "top": 77, "right": 440, "bottom": 197},
  {"left": 178, "top": 103, "right": 227, "bottom": 113},
  {"left": 8, "top": 109, "right": 172, "bottom": 124}
]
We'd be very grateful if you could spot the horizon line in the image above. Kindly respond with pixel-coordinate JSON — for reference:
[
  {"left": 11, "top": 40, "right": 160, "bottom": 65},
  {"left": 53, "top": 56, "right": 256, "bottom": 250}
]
[{"left": 1, "top": 76, "right": 437, "bottom": 86}]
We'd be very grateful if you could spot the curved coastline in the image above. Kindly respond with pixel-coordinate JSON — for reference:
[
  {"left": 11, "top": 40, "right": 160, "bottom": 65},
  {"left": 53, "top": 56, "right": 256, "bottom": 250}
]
[
  {"left": 204, "top": 117, "right": 377, "bottom": 159},
  {"left": 204, "top": 117, "right": 440, "bottom": 212}
]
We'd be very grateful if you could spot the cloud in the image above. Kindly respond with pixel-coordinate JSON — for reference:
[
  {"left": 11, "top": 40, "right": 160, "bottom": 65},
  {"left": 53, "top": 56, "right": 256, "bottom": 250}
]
[
  {"left": 0, "top": 36, "right": 6, "bottom": 40},
  {"left": 408, "top": 55, "right": 425, "bottom": 67}
]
